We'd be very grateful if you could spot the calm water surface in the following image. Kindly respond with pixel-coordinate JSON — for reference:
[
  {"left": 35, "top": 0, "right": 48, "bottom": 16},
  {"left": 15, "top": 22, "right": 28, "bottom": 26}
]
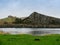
[{"left": 0, "top": 28, "right": 60, "bottom": 35}]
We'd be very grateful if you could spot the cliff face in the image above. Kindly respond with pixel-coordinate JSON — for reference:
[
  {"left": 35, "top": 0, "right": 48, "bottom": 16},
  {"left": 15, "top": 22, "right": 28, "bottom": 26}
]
[
  {"left": 24, "top": 12, "right": 60, "bottom": 25},
  {"left": 28, "top": 12, "right": 49, "bottom": 24},
  {"left": 0, "top": 12, "right": 60, "bottom": 28}
]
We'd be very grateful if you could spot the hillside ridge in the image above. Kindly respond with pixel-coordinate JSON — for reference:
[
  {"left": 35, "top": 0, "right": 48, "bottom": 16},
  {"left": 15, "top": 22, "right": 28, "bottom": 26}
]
[{"left": 0, "top": 12, "right": 60, "bottom": 28}]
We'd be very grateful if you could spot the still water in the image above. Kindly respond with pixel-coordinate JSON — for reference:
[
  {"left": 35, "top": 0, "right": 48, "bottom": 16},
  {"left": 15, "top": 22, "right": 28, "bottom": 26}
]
[{"left": 0, "top": 28, "right": 60, "bottom": 35}]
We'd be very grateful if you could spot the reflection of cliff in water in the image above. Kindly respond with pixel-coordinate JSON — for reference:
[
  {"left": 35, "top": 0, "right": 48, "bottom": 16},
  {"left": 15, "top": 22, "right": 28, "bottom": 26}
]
[
  {"left": 30, "top": 31, "right": 51, "bottom": 36},
  {"left": 0, "top": 28, "right": 60, "bottom": 35}
]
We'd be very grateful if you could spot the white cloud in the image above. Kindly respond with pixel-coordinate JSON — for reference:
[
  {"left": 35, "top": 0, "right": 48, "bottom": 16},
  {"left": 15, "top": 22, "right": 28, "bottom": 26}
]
[{"left": 0, "top": 0, "right": 60, "bottom": 18}]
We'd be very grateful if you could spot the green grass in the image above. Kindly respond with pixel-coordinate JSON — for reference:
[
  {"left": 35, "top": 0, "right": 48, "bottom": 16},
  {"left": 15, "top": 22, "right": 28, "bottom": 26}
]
[
  {"left": 0, "top": 34, "right": 60, "bottom": 45},
  {"left": 1, "top": 17, "right": 16, "bottom": 22}
]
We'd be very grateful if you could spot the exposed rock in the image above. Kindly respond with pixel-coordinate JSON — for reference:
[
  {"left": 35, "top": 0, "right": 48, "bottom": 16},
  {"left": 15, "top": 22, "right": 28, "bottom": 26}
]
[
  {"left": 24, "top": 12, "right": 60, "bottom": 25},
  {"left": 0, "top": 12, "right": 60, "bottom": 28}
]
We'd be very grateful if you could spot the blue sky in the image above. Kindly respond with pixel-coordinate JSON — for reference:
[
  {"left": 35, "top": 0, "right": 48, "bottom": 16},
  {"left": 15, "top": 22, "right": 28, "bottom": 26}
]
[{"left": 0, "top": 0, "right": 60, "bottom": 18}]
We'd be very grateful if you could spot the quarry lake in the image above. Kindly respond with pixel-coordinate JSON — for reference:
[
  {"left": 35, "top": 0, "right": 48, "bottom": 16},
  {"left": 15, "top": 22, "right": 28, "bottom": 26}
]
[{"left": 0, "top": 28, "right": 60, "bottom": 35}]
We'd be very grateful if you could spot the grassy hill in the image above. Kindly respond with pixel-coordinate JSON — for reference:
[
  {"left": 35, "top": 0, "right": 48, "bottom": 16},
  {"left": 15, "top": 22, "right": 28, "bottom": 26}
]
[
  {"left": 0, "top": 16, "right": 16, "bottom": 23},
  {"left": 0, "top": 15, "right": 21, "bottom": 25}
]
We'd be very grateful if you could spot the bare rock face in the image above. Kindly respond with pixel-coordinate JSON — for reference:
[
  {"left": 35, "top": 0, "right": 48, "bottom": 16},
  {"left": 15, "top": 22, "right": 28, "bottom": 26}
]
[
  {"left": 28, "top": 12, "right": 49, "bottom": 24},
  {"left": 25, "top": 12, "right": 60, "bottom": 25}
]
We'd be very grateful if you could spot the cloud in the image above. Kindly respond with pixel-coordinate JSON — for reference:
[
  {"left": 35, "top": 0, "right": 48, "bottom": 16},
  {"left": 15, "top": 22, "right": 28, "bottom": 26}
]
[{"left": 0, "top": 0, "right": 60, "bottom": 18}]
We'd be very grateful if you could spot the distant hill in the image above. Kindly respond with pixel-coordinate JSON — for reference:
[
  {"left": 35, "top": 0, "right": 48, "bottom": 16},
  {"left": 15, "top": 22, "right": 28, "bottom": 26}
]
[
  {"left": 0, "top": 16, "right": 16, "bottom": 24},
  {"left": 23, "top": 12, "right": 60, "bottom": 25},
  {"left": 0, "top": 12, "right": 60, "bottom": 28},
  {"left": 0, "top": 15, "right": 25, "bottom": 24},
  {"left": 1, "top": 16, "right": 16, "bottom": 22}
]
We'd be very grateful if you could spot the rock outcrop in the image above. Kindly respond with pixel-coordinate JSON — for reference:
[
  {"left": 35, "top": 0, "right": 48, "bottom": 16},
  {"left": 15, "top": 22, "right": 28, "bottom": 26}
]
[
  {"left": 0, "top": 12, "right": 60, "bottom": 28},
  {"left": 24, "top": 12, "right": 60, "bottom": 25}
]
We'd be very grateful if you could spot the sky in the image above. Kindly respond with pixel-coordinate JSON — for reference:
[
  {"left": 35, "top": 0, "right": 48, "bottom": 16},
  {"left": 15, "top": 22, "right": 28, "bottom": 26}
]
[{"left": 0, "top": 0, "right": 60, "bottom": 18}]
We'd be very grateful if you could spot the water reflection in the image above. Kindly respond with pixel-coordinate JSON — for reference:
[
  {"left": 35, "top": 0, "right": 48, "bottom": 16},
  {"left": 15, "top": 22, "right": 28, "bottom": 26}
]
[{"left": 0, "top": 28, "right": 60, "bottom": 35}]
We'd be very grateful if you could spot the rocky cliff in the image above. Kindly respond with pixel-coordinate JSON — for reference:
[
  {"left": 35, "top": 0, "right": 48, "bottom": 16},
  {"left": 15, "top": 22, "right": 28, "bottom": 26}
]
[
  {"left": 23, "top": 12, "right": 60, "bottom": 25},
  {"left": 0, "top": 12, "right": 60, "bottom": 28}
]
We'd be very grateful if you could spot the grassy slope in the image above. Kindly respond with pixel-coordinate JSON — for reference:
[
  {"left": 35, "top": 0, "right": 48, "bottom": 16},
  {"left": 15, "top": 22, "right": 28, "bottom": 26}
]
[
  {"left": 0, "top": 34, "right": 60, "bottom": 45},
  {"left": 1, "top": 17, "right": 16, "bottom": 23}
]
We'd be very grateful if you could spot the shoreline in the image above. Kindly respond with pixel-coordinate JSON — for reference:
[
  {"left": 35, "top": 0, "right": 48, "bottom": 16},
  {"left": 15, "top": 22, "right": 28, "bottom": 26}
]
[{"left": 0, "top": 24, "right": 60, "bottom": 28}]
